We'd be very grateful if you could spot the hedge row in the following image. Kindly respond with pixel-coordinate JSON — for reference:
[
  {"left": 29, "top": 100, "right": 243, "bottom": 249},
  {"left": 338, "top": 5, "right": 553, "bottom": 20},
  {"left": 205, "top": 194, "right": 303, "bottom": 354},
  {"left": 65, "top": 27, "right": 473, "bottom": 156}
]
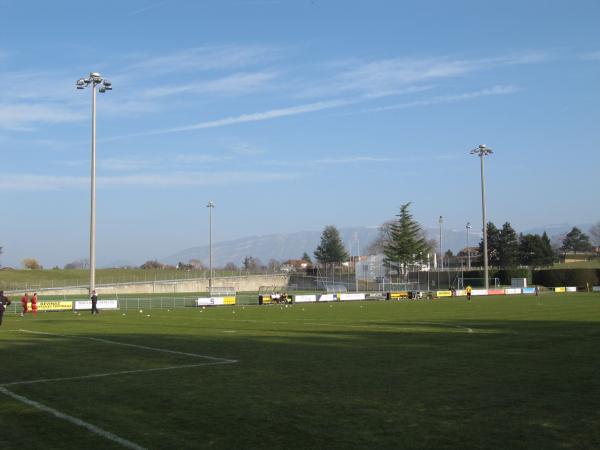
[
  {"left": 462, "top": 269, "right": 532, "bottom": 286},
  {"left": 462, "top": 269, "right": 600, "bottom": 288},
  {"left": 532, "top": 269, "right": 600, "bottom": 288}
]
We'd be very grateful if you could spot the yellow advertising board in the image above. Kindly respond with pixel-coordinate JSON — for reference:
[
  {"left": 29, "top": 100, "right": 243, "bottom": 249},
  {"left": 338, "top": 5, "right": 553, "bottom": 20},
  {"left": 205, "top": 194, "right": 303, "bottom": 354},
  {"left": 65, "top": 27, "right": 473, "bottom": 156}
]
[
  {"left": 223, "top": 296, "right": 236, "bottom": 305},
  {"left": 436, "top": 290, "right": 453, "bottom": 297},
  {"left": 37, "top": 301, "right": 73, "bottom": 311},
  {"left": 554, "top": 287, "right": 566, "bottom": 293},
  {"left": 388, "top": 291, "right": 409, "bottom": 299}
]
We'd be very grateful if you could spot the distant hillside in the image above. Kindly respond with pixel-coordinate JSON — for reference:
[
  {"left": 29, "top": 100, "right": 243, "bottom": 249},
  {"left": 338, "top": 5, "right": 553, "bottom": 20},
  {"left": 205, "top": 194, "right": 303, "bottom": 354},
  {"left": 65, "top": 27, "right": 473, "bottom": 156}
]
[
  {"left": 164, "top": 226, "right": 481, "bottom": 267},
  {"left": 164, "top": 222, "right": 594, "bottom": 267}
]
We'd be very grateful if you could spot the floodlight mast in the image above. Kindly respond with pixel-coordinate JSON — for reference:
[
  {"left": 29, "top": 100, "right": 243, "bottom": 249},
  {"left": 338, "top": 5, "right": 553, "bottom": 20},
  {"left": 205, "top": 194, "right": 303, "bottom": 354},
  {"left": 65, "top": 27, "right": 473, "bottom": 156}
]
[
  {"left": 470, "top": 144, "right": 493, "bottom": 289},
  {"left": 207, "top": 201, "right": 215, "bottom": 293},
  {"left": 76, "top": 72, "right": 112, "bottom": 296},
  {"left": 438, "top": 216, "right": 443, "bottom": 271},
  {"left": 466, "top": 222, "right": 472, "bottom": 270}
]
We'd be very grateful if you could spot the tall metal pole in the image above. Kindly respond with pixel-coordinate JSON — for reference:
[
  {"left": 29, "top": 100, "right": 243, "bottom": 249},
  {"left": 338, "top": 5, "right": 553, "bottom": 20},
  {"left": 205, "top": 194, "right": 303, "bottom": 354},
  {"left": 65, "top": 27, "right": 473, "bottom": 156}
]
[
  {"left": 480, "top": 155, "right": 489, "bottom": 289},
  {"left": 355, "top": 236, "right": 359, "bottom": 292},
  {"left": 77, "top": 72, "right": 111, "bottom": 296},
  {"left": 466, "top": 222, "right": 472, "bottom": 270},
  {"left": 438, "top": 216, "right": 443, "bottom": 271},
  {"left": 207, "top": 201, "right": 215, "bottom": 293},
  {"left": 471, "top": 144, "right": 493, "bottom": 290},
  {"left": 89, "top": 81, "right": 97, "bottom": 295}
]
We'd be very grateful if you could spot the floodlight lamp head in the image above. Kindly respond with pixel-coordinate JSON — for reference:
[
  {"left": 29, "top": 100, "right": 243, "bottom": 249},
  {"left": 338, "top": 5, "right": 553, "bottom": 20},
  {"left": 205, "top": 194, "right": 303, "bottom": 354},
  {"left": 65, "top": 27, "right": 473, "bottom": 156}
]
[
  {"left": 102, "top": 80, "right": 112, "bottom": 87},
  {"left": 207, "top": 201, "right": 215, "bottom": 208},
  {"left": 99, "top": 86, "right": 106, "bottom": 93}
]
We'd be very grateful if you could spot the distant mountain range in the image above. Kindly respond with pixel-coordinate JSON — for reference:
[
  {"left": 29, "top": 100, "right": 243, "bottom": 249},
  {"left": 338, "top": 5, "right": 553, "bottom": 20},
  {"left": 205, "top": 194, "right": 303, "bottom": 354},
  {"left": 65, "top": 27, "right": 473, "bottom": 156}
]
[{"left": 163, "top": 223, "right": 593, "bottom": 267}]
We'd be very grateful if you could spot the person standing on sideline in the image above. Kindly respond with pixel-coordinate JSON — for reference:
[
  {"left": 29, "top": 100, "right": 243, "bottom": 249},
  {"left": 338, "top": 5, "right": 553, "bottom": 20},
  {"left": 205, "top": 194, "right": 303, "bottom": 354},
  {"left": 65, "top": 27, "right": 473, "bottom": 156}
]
[
  {"left": 466, "top": 285, "right": 473, "bottom": 302},
  {"left": 91, "top": 290, "right": 99, "bottom": 314},
  {"left": 0, "top": 291, "right": 11, "bottom": 327},
  {"left": 21, "top": 293, "right": 29, "bottom": 316},
  {"left": 31, "top": 292, "right": 38, "bottom": 317}
]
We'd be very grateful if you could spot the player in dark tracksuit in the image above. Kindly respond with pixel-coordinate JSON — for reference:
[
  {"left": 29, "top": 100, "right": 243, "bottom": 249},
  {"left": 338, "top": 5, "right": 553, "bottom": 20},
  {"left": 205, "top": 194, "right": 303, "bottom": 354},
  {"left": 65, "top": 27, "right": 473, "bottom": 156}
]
[
  {"left": 0, "top": 290, "right": 11, "bottom": 326},
  {"left": 91, "top": 290, "right": 99, "bottom": 314}
]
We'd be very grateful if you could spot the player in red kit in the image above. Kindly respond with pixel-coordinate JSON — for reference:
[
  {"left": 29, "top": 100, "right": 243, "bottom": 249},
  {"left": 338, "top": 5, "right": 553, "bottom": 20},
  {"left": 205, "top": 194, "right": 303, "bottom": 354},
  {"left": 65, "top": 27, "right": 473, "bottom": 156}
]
[
  {"left": 31, "top": 293, "right": 38, "bottom": 317},
  {"left": 21, "top": 293, "right": 29, "bottom": 316}
]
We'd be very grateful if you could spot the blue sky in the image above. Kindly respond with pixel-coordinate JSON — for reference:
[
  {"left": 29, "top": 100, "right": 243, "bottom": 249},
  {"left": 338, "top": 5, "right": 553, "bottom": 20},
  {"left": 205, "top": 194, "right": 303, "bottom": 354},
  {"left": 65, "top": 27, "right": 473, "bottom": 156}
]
[{"left": 1, "top": 0, "right": 599, "bottom": 267}]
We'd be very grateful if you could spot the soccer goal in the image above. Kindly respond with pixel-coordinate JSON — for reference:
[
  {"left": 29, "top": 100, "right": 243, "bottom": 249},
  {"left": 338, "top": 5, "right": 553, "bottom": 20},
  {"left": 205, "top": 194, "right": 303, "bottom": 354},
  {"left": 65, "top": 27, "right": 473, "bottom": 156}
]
[
  {"left": 325, "top": 284, "right": 348, "bottom": 293},
  {"left": 209, "top": 286, "right": 236, "bottom": 296},
  {"left": 458, "top": 277, "right": 500, "bottom": 289}
]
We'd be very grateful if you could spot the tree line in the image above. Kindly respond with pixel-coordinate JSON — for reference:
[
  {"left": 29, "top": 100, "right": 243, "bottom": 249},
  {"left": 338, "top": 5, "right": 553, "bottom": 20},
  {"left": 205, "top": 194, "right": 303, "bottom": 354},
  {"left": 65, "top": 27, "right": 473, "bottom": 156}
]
[{"left": 2, "top": 218, "right": 598, "bottom": 271}]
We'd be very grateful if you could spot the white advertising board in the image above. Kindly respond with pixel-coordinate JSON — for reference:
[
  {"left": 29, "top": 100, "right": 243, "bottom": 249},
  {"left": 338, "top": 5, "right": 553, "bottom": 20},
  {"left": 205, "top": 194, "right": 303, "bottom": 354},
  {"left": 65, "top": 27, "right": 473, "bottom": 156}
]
[
  {"left": 593, "top": 286, "right": 600, "bottom": 292},
  {"left": 522, "top": 287, "right": 536, "bottom": 294},
  {"left": 318, "top": 294, "right": 338, "bottom": 302},
  {"left": 566, "top": 287, "right": 577, "bottom": 292},
  {"left": 74, "top": 300, "right": 119, "bottom": 311},
  {"left": 471, "top": 289, "right": 488, "bottom": 296},
  {"left": 294, "top": 295, "right": 317, "bottom": 303},
  {"left": 340, "top": 293, "right": 366, "bottom": 301},
  {"left": 505, "top": 288, "right": 522, "bottom": 295},
  {"left": 196, "top": 297, "right": 236, "bottom": 306}
]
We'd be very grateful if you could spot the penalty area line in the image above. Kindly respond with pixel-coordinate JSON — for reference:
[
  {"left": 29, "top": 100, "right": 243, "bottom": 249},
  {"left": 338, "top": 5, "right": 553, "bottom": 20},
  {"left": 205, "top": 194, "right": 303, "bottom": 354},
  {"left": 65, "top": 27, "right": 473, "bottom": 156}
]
[
  {"left": 18, "top": 329, "right": 237, "bottom": 363},
  {"left": 0, "top": 386, "right": 147, "bottom": 450},
  {"left": 0, "top": 360, "right": 236, "bottom": 388}
]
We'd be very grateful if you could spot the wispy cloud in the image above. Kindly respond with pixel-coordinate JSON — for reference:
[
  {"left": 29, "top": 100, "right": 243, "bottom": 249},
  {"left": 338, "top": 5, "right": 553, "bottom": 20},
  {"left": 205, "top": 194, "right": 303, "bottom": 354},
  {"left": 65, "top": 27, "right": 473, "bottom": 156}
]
[
  {"left": 0, "top": 103, "right": 83, "bottom": 130},
  {"left": 145, "top": 71, "right": 280, "bottom": 98},
  {"left": 126, "top": 45, "right": 278, "bottom": 76},
  {"left": 0, "top": 175, "right": 88, "bottom": 190},
  {"left": 0, "top": 171, "right": 297, "bottom": 190},
  {"left": 580, "top": 51, "right": 600, "bottom": 61},
  {"left": 103, "top": 98, "right": 354, "bottom": 141},
  {"left": 366, "top": 85, "right": 519, "bottom": 112},
  {"left": 173, "top": 154, "right": 233, "bottom": 164},
  {"left": 261, "top": 155, "right": 411, "bottom": 168},
  {"left": 129, "top": 1, "right": 168, "bottom": 15},
  {"left": 300, "top": 52, "right": 546, "bottom": 99}
]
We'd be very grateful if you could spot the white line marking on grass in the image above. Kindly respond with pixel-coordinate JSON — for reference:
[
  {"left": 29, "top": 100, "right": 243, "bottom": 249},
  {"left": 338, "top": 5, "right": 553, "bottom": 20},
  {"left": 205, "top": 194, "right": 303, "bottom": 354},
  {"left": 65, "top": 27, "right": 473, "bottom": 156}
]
[
  {"left": 413, "top": 322, "right": 474, "bottom": 333},
  {"left": 300, "top": 321, "right": 475, "bottom": 333},
  {"left": 18, "top": 329, "right": 237, "bottom": 363},
  {"left": 1, "top": 360, "right": 236, "bottom": 388},
  {"left": 0, "top": 386, "right": 147, "bottom": 450}
]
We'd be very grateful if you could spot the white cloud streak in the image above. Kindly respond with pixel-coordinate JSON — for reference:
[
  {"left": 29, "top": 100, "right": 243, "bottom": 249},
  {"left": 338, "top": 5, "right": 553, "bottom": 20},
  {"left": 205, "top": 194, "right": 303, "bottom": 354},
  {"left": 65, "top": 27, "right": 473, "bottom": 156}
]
[
  {"left": 580, "top": 51, "right": 600, "bottom": 61},
  {"left": 145, "top": 71, "right": 280, "bottom": 98},
  {"left": 366, "top": 85, "right": 519, "bottom": 112},
  {"left": 0, "top": 103, "right": 83, "bottom": 130},
  {"left": 125, "top": 45, "right": 277, "bottom": 76},
  {"left": 300, "top": 52, "right": 546, "bottom": 98},
  {"left": 0, "top": 171, "right": 296, "bottom": 191},
  {"left": 103, "top": 98, "right": 354, "bottom": 141}
]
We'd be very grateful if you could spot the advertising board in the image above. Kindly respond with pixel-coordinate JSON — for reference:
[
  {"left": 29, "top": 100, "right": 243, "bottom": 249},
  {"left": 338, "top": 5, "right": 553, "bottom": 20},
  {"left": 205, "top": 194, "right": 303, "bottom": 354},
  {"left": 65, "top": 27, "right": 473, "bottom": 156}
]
[
  {"left": 294, "top": 295, "right": 317, "bottom": 303},
  {"left": 340, "top": 293, "right": 366, "bottom": 301},
  {"left": 505, "top": 288, "right": 522, "bottom": 295},
  {"left": 37, "top": 301, "right": 73, "bottom": 312},
  {"left": 196, "top": 297, "right": 236, "bottom": 306},
  {"left": 436, "top": 290, "right": 453, "bottom": 297},
  {"left": 74, "top": 300, "right": 119, "bottom": 311}
]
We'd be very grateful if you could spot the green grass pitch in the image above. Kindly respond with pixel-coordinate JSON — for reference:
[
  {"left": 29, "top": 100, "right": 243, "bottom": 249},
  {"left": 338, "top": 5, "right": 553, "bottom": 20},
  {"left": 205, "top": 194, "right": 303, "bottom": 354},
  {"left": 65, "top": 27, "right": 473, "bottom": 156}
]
[{"left": 1, "top": 294, "right": 599, "bottom": 450}]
